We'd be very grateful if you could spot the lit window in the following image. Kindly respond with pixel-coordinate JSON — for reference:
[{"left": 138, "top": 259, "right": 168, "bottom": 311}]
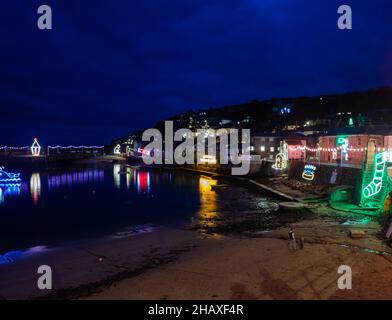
[
  {"left": 250, "top": 146, "right": 254, "bottom": 151},
  {"left": 270, "top": 147, "right": 275, "bottom": 152},
  {"left": 260, "top": 146, "right": 265, "bottom": 152}
]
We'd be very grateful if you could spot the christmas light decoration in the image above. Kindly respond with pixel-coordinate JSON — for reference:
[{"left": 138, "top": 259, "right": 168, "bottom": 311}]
[
  {"left": 302, "top": 165, "right": 316, "bottom": 181},
  {"left": 289, "top": 140, "right": 370, "bottom": 155},
  {"left": 48, "top": 145, "right": 104, "bottom": 149},
  {"left": 199, "top": 155, "right": 217, "bottom": 164},
  {"left": 272, "top": 141, "right": 288, "bottom": 170},
  {"left": 0, "top": 167, "right": 21, "bottom": 187},
  {"left": 31, "top": 138, "right": 41, "bottom": 157},
  {"left": 137, "top": 148, "right": 151, "bottom": 156},
  {"left": 363, "top": 152, "right": 387, "bottom": 198},
  {"left": 114, "top": 144, "right": 121, "bottom": 154},
  {"left": 0, "top": 146, "right": 29, "bottom": 150}
]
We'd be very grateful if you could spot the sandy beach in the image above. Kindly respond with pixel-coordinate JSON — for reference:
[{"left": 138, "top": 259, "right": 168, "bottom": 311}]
[{"left": 1, "top": 174, "right": 392, "bottom": 300}]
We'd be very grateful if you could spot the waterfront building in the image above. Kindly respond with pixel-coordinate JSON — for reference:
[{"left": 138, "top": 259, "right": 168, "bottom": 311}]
[{"left": 251, "top": 133, "right": 306, "bottom": 161}]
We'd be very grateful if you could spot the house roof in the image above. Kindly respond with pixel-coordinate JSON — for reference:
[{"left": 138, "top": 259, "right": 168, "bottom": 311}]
[
  {"left": 323, "top": 125, "right": 392, "bottom": 137},
  {"left": 252, "top": 132, "right": 306, "bottom": 139},
  {"left": 285, "top": 139, "right": 304, "bottom": 146}
]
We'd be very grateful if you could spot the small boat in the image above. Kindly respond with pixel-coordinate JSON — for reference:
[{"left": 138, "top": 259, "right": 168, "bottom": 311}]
[{"left": 0, "top": 167, "right": 21, "bottom": 186}]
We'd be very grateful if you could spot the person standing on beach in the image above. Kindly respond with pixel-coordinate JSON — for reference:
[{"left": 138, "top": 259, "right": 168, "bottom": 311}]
[{"left": 288, "top": 227, "right": 296, "bottom": 250}]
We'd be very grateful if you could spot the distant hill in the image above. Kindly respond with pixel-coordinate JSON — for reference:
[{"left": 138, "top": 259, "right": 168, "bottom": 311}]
[{"left": 113, "top": 86, "right": 392, "bottom": 144}]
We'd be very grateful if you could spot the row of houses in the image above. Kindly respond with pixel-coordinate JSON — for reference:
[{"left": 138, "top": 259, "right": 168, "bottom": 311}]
[
  {"left": 113, "top": 125, "right": 392, "bottom": 169},
  {"left": 250, "top": 126, "right": 392, "bottom": 167}
]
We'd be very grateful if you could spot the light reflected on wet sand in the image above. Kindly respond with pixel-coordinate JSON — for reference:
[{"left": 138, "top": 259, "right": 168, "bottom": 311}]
[{"left": 198, "top": 176, "right": 218, "bottom": 228}]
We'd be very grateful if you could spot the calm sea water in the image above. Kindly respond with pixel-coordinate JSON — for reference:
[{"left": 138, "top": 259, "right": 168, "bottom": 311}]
[{"left": 0, "top": 164, "right": 212, "bottom": 253}]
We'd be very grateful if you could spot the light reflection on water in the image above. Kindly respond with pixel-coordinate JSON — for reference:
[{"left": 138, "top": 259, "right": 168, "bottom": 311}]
[
  {"left": 0, "top": 185, "right": 21, "bottom": 205},
  {"left": 113, "top": 165, "right": 150, "bottom": 194},
  {"left": 30, "top": 173, "right": 41, "bottom": 205},
  {"left": 0, "top": 167, "right": 213, "bottom": 210},
  {"left": 47, "top": 169, "right": 104, "bottom": 189},
  {"left": 0, "top": 164, "right": 220, "bottom": 253},
  {"left": 0, "top": 167, "right": 105, "bottom": 205},
  {"left": 113, "top": 164, "right": 121, "bottom": 189},
  {"left": 0, "top": 246, "right": 49, "bottom": 265}
]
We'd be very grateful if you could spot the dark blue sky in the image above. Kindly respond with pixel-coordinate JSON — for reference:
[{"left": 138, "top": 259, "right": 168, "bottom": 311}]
[{"left": 1, "top": 0, "right": 391, "bottom": 145}]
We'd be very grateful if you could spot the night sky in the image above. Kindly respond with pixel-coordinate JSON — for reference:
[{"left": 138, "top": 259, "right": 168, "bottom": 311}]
[{"left": 1, "top": 0, "right": 391, "bottom": 145}]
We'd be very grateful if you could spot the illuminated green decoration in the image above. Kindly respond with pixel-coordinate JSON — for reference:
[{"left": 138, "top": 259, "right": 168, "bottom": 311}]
[
  {"left": 348, "top": 117, "right": 354, "bottom": 127},
  {"left": 336, "top": 136, "right": 349, "bottom": 160},
  {"left": 362, "top": 152, "right": 387, "bottom": 198},
  {"left": 336, "top": 136, "right": 348, "bottom": 146}
]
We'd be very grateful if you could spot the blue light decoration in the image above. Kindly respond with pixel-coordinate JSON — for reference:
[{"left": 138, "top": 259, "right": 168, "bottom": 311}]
[
  {"left": 0, "top": 166, "right": 22, "bottom": 187},
  {"left": 275, "top": 104, "right": 294, "bottom": 115},
  {"left": 302, "top": 165, "right": 316, "bottom": 181}
]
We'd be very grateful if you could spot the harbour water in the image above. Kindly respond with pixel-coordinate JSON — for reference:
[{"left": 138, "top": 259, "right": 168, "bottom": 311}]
[{"left": 0, "top": 164, "right": 208, "bottom": 253}]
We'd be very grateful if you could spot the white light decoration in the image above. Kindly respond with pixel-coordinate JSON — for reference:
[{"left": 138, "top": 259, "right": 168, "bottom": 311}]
[
  {"left": 199, "top": 155, "right": 217, "bottom": 164},
  {"left": 48, "top": 145, "right": 104, "bottom": 149},
  {"left": 272, "top": 141, "right": 288, "bottom": 170},
  {"left": 114, "top": 144, "right": 121, "bottom": 155},
  {"left": 31, "top": 138, "right": 41, "bottom": 157}
]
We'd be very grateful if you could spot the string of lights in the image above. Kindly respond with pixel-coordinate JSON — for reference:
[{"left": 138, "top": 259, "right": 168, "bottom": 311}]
[
  {"left": 1, "top": 145, "right": 104, "bottom": 150},
  {"left": 0, "top": 146, "right": 29, "bottom": 150},
  {"left": 48, "top": 145, "right": 104, "bottom": 149},
  {"left": 287, "top": 146, "right": 390, "bottom": 153}
]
